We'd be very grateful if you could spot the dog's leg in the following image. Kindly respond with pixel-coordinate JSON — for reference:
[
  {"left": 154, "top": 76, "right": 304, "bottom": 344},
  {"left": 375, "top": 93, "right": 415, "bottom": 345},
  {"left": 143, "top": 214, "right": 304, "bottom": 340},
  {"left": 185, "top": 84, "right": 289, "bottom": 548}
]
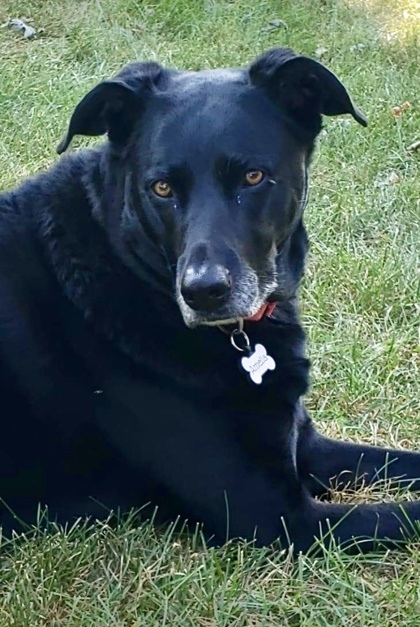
[
  {"left": 290, "top": 496, "right": 420, "bottom": 554},
  {"left": 95, "top": 379, "right": 303, "bottom": 546},
  {"left": 95, "top": 382, "right": 420, "bottom": 552},
  {"left": 297, "top": 420, "right": 420, "bottom": 497}
]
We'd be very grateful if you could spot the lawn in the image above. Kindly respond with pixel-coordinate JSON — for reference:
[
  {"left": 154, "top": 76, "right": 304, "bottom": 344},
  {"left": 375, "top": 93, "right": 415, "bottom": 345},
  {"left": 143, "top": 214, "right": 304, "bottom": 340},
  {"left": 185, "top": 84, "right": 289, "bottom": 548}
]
[{"left": 0, "top": 0, "right": 419, "bottom": 624}]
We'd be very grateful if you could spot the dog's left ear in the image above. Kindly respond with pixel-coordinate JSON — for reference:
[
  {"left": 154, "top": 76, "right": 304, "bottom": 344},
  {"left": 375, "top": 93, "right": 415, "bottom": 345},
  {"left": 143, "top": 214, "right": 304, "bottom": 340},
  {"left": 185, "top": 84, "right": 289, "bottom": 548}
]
[
  {"left": 249, "top": 48, "right": 367, "bottom": 133},
  {"left": 57, "top": 62, "right": 164, "bottom": 154}
]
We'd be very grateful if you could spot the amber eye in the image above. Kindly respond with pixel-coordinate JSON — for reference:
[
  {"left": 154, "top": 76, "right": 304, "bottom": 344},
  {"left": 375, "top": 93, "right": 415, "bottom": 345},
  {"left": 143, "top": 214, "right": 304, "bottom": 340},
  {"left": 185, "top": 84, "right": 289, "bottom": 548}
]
[
  {"left": 152, "top": 180, "right": 172, "bottom": 198},
  {"left": 245, "top": 170, "right": 264, "bottom": 186}
]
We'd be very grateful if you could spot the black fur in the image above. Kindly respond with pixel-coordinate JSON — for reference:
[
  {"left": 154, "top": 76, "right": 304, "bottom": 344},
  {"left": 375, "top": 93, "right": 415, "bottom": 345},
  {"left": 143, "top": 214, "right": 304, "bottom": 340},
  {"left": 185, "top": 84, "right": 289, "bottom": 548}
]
[{"left": 0, "top": 48, "right": 419, "bottom": 553}]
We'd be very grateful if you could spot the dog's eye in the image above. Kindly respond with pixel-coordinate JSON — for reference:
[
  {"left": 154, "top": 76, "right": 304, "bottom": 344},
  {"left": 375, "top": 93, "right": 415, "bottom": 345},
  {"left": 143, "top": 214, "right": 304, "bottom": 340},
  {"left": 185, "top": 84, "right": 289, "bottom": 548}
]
[
  {"left": 152, "top": 180, "right": 173, "bottom": 198},
  {"left": 244, "top": 170, "right": 265, "bottom": 186}
]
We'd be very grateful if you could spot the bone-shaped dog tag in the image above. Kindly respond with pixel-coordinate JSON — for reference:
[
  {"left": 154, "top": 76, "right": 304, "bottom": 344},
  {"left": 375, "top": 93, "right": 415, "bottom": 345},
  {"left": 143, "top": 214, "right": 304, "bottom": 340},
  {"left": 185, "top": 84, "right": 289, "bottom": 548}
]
[{"left": 240, "top": 343, "right": 276, "bottom": 385}]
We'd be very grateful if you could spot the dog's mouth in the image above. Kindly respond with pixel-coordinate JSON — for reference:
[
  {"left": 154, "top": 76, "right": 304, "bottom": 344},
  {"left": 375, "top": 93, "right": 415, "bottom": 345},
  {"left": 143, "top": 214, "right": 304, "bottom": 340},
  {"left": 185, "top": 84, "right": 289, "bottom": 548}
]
[{"left": 181, "top": 300, "right": 277, "bottom": 328}]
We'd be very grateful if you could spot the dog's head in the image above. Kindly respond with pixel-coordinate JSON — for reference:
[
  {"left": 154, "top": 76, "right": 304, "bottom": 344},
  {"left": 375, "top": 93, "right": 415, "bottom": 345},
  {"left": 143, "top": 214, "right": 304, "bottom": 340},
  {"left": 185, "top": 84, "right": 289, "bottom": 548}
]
[{"left": 58, "top": 48, "right": 366, "bottom": 327}]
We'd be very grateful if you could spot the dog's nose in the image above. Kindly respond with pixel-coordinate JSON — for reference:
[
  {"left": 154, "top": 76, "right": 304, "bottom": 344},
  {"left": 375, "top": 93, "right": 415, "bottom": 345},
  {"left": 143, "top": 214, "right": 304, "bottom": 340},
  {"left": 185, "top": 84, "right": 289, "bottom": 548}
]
[{"left": 181, "top": 265, "right": 232, "bottom": 312}]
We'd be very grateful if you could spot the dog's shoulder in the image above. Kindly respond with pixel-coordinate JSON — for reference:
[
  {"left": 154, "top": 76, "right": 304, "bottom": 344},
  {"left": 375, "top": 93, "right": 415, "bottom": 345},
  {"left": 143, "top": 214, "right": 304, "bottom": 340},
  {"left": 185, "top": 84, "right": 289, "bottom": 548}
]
[
  {"left": 0, "top": 187, "right": 42, "bottom": 307},
  {"left": 0, "top": 148, "right": 103, "bottom": 270},
  {"left": 0, "top": 150, "right": 98, "bottom": 342},
  {"left": 0, "top": 151, "right": 102, "bottom": 400},
  {"left": 0, "top": 152, "right": 78, "bottom": 273}
]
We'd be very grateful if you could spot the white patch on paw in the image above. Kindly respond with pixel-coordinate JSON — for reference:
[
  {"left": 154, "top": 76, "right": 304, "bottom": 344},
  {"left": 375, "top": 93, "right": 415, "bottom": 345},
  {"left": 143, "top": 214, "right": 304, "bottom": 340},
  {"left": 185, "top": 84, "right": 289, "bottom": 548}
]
[{"left": 241, "top": 343, "right": 276, "bottom": 385}]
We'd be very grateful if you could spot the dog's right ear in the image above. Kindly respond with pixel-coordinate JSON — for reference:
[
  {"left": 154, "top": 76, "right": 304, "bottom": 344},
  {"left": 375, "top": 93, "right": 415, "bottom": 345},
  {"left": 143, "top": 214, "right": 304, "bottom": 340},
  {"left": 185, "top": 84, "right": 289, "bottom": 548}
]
[{"left": 57, "top": 62, "right": 164, "bottom": 154}]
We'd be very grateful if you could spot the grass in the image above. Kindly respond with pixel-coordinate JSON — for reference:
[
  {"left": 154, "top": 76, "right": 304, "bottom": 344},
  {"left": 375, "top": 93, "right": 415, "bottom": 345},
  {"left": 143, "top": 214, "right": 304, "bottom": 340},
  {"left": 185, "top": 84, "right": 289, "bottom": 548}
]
[{"left": 0, "top": 0, "right": 419, "bottom": 623}]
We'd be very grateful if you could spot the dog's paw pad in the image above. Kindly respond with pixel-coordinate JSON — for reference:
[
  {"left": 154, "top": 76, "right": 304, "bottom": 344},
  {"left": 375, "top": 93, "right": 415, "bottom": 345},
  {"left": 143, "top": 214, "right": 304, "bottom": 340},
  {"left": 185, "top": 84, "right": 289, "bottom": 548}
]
[{"left": 241, "top": 343, "right": 276, "bottom": 385}]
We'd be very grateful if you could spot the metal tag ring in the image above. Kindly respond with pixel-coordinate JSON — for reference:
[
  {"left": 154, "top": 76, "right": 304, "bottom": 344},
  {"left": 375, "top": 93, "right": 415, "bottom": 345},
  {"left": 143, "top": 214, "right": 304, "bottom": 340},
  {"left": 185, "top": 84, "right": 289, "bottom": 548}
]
[{"left": 230, "top": 329, "right": 251, "bottom": 353}]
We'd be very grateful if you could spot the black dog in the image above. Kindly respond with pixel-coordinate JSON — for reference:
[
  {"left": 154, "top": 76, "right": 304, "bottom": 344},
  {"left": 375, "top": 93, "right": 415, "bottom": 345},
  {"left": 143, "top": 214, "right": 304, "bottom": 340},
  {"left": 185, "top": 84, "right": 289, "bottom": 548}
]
[{"left": 0, "top": 48, "right": 419, "bottom": 553}]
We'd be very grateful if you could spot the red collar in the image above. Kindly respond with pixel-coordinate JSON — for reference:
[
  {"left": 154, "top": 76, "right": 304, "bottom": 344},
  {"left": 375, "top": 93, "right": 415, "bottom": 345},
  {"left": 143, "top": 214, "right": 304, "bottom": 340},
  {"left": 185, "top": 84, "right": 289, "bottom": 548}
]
[
  {"left": 243, "top": 301, "right": 277, "bottom": 322},
  {"left": 217, "top": 302, "right": 277, "bottom": 335}
]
